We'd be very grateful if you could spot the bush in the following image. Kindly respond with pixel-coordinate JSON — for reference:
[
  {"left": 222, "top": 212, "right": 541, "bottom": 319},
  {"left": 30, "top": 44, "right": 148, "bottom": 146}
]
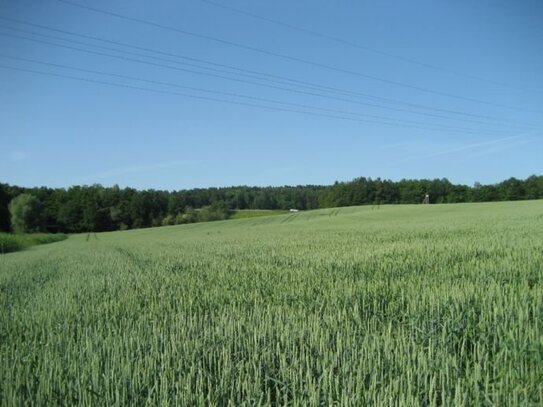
[
  {"left": 26, "top": 233, "right": 68, "bottom": 246},
  {"left": 197, "top": 202, "right": 230, "bottom": 222},
  {"left": 177, "top": 207, "right": 197, "bottom": 224},
  {"left": 162, "top": 215, "right": 175, "bottom": 226},
  {"left": 0, "top": 233, "right": 23, "bottom": 253},
  {"left": 0, "top": 232, "right": 67, "bottom": 254}
]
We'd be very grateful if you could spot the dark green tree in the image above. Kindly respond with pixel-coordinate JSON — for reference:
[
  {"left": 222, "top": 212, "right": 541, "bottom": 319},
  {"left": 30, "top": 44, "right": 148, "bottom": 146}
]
[
  {"left": 0, "top": 183, "right": 11, "bottom": 231},
  {"left": 8, "top": 193, "right": 45, "bottom": 233}
]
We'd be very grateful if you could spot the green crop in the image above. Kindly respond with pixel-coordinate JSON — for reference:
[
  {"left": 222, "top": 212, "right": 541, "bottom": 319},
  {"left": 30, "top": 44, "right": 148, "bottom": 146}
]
[
  {"left": 1, "top": 201, "right": 542, "bottom": 405},
  {"left": 230, "top": 209, "right": 290, "bottom": 220}
]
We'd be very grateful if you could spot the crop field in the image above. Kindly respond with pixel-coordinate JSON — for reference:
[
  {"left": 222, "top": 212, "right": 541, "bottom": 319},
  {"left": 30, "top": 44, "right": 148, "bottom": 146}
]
[
  {"left": 230, "top": 209, "right": 290, "bottom": 220},
  {"left": 1, "top": 201, "right": 542, "bottom": 405}
]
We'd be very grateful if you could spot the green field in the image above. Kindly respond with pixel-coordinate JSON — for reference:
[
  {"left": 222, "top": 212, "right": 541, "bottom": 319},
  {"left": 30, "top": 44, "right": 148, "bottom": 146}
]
[
  {"left": 1, "top": 201, "right": 542, "bottom": 405},
  {"left": 230, "top": 209, "right": 290, "bottom": 220}
]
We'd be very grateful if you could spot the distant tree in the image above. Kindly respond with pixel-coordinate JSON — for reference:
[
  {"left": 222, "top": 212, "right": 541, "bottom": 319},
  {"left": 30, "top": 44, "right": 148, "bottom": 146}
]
[
  {"left": 174, "top": 213, "right": 186, "bottom": 225},
  {"left": 197, "top": 201, "right": 230, "bottom": 222},
  {"left": 0, "top": 183, "right": 11, "bottom": 231},
  {"left": 162, "top": 214, "right": 175, "bottom": 226},
  {"left": 178, "top": 207, "right": 197, "bottom": 224},
  {"left": 524, "top": 175, "right": 543, "bottom": 199},
  {"left": 255, "top": 190, "right": 276, "bottom": 209},
  {"left": 8, "top": 193, "right": 45, "bottom": 233},
  {"left": 500, "top": 177, "right": 524, "bottom": 201},
  {"left": 233, "top": 190, "right": 249, "bottom": 209}
]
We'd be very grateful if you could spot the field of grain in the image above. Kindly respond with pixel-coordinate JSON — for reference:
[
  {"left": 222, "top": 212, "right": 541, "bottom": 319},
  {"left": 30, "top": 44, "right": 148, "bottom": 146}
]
[{"left": 1, "top": 201, "right": 542, "bottom": 405}]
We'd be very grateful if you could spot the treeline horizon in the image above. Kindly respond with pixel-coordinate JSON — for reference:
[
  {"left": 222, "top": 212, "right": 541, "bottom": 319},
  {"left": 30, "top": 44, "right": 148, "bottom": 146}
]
[{"left": 1, "top": 175, "right": 542, "bottom": 233}]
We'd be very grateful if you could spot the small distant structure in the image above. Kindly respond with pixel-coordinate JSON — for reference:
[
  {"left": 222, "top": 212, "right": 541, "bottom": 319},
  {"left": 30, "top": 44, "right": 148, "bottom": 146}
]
[
  {"left": 422, "top": 194, "right": 430, "bottom": 204},
  {"left": 289, "top": 208, "right": 299, "bottom": 212}
]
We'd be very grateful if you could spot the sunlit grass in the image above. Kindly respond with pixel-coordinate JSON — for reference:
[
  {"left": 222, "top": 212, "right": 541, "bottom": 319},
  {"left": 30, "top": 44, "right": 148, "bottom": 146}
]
[{"left": 230, "top": 209, "right": 289, "bottom": 220}]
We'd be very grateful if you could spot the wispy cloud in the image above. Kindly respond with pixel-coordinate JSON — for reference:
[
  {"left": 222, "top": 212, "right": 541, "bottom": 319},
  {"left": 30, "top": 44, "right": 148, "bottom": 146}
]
[
  {"left": 420, "top": 132, "right": 538, "bottom": 159},
  {"left": 84, "top": 160, "right": 192, "bottom": 181},
  {"left": 464, "top": 136, "right": 539, "bottom": 159},
  {"left": 9, "top": 151, "right": 28, "bottom": 162},
  {"left": 386, "top": 130, "right": 541, "bottom": 167}
]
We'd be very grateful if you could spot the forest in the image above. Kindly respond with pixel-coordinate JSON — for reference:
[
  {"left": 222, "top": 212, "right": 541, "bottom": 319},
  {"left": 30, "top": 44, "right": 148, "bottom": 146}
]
[{"left": 1, "top": 175, "right": 542, "bottom": 233}]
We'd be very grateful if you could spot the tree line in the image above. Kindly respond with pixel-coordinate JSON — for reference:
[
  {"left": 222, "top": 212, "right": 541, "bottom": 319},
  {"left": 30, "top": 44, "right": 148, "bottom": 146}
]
[
  {"left": 0, "top": 184, "right": 323, "bottom": 233},
  {"left": 1, "top": 175, "right": 542, "bottom": 233},
  {"left": 319, "top": 176, "right": 543, "bottom": 207}
]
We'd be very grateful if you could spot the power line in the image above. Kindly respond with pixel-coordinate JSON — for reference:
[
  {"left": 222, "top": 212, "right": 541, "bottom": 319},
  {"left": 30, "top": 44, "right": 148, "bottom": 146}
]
[
  {"left": 1, "top": 54, "right": 513, "bottom": 134},
  {"left": 54, "top": 0, "right": 543, "bottom": 114},
  {"left": 0, "top": 16, "right": 353, "bottom": 97},
  {"left": 1, "top": 30, "right": 360, "bottom": 100},
  {"left": 0, "top": 62, "right": 523, "bottom": 136},
  {"left": 0, "top": 63, "right": 451, "bottom": 129},
  {"left": 2, "top": 18, "right": 532, "bottom": 125},
  {"left": 1, "top": 17, "right": 530, "bottom": 126},
  {"left": 0, "top": 23, "right": 365, "bottom": 99},
  {"left": 197, "top": 0, "right": 541, "bottom": 94},
  {"left": 0, "top": 23, "right": 535, "bottom": 130}
]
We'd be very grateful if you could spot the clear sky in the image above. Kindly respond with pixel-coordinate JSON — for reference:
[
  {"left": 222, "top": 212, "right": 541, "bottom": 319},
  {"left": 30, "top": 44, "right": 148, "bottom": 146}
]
[{"left": 1, "top": 0, "right": 542, "bottom": 190}]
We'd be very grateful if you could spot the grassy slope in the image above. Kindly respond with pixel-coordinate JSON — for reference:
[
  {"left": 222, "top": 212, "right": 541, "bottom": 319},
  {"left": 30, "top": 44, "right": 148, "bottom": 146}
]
[
  {"left": 1, "top": 201, "right": 542, "bottom": 405},
  {"left": 230, "top": 209, "right": 289, "bottom": 219}
]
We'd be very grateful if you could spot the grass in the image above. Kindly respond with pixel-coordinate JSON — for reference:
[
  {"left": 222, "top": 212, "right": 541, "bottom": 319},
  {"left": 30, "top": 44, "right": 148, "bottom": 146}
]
[
  {"left": 1, "top": 201, "right": 542, "bottom": 405},
  {"left": 0, "top": 232, "right": 68, "bottom": 254},
  {"left": 230, "top": 209, "right": 290, "bottom": 220}
]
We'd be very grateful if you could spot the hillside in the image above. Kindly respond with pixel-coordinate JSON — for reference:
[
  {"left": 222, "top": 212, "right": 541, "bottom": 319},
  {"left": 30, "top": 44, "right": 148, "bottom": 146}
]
[{"left": 1, "top": 201, "right": 542, "bottom": 404}]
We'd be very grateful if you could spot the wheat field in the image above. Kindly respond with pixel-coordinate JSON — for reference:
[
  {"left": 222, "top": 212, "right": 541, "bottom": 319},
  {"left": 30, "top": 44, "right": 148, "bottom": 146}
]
[{"left": 1, "top": 201, "right": 542, "bottom": 405}]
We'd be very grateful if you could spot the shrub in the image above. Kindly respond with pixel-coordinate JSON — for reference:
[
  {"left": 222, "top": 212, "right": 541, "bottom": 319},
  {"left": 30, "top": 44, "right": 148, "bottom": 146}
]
[{"left": 0, "top": 232, "right": 67, "bottom": 254}]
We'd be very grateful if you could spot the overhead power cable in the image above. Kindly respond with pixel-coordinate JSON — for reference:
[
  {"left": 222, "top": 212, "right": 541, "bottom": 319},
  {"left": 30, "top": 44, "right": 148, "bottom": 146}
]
[
  {"left": 0, "top": 54, "right": 513, "bottom": 134},
  {"left": 54, "top": 0, "right": 542, "bottom": 114},
  {"left": 0, "top": 16, "right": 536, "bottom": 126},
  {"left": 0, "top": 23, "right": 535, "bottom": 130},
  {"left": 0, "top": 63, "right": 448, "bottom": 129},
  {"left": 0, "top": 63, "right": 521, "bottom": 136},
  {"left": 197, "top": 0, "right": 540, "bottom": 94},
  {"left": 0, "top": 16, "right": 529, "bottom": 125}
]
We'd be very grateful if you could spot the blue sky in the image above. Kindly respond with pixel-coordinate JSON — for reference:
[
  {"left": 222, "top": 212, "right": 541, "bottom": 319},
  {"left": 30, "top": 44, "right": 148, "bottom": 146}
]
[{"left": 1, "top": 0, "right": 542, "bottom": 190}]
